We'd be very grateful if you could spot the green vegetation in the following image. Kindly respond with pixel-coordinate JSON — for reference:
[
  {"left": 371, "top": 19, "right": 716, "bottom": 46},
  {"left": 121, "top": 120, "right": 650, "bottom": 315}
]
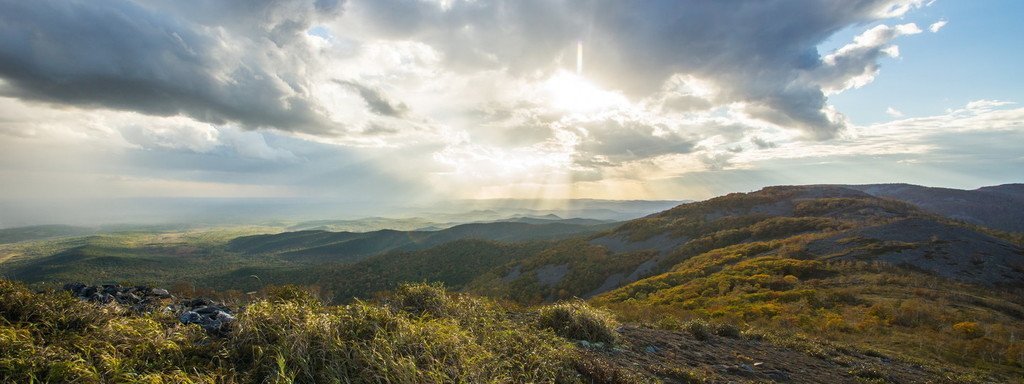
[
  {"left": 538, "top": 299, "right": 619, "bottom": 344},
  {"left": 1, "top": 279, "right": 635, "bottom": 383}
]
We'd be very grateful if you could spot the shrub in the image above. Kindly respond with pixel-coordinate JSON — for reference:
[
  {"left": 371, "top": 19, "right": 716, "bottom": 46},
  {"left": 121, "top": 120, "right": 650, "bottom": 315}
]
[
  {"left": 264, "top": 284, "right": 323, "bottom": 307},
  {"left": 682, "top": 318, "right": 711, "bottom": 340},
  {"left": 538, "top": 300, "right": 619, "bottom": 344},
  {"left": 389, "top": 282, "right": 457, "bottom": 318},
  {"left": 712, "top": 322, "right": 741, "bottom": 338},
  {"left": 952, "top": 321, "right": 982, "bottom": 339}
]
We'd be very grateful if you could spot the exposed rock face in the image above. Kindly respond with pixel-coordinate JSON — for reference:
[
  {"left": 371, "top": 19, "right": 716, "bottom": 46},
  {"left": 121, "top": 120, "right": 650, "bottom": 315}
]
[{"left": 63, "top": 283, "right": 235, "bottom": 334}]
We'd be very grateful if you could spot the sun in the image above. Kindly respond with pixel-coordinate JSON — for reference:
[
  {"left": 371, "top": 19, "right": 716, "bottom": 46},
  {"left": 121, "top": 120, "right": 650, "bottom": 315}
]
[{"left": 543, "top": 71, "right": 628, "bottom": 113}]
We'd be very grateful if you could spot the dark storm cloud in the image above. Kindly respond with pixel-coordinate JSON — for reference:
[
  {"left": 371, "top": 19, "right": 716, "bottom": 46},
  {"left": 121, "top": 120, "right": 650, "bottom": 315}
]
[
  {"left": 350, "top": 0, "right": 922, "bottom": 138},
  {"left": 0, "top": 0, "right": 338, "bottom": 133},
  {"left": 335, "top": 80, "right": 409, "bottom": 117}
]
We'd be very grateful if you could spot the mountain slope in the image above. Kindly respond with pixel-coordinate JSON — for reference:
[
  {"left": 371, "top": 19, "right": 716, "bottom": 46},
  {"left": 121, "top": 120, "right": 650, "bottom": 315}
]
[
  {"left": 471, "top": 185, "right": 1024, "bottom": 303},
  {"left": 845, "top": 183, "right": 1024, "bottom": 233}
]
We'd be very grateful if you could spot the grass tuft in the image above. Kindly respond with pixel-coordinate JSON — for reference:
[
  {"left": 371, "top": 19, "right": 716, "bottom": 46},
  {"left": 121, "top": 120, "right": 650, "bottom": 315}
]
[{"left": 538, "top": 299, "right": 619, "bottom": 345}]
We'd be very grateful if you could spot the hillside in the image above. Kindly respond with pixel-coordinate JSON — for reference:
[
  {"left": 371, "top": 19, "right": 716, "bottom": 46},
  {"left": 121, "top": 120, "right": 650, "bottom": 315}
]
[
  {"left": 845, "top": 183, "right": 1024, "bottom": 233},
  {"left": 1, "top": 279, "right": 984, "bottom": 383},
  {"left": 473, "top": 186, "right": 1023, "bottom": 301},
  {"left": 206, "top": 239, "right": 555, "bottom": 301},
  {"left": 464, "top": 185, "right": 1024, "bottom": 378},
  {"left": 228, "top": 221, "right": 613, "bottom": 262}
]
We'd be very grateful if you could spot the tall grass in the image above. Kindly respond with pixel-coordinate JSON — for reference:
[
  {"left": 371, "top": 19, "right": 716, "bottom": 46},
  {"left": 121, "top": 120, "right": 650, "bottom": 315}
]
[{"left": 0, "top": 279, "right": 601, "bottom": 383}]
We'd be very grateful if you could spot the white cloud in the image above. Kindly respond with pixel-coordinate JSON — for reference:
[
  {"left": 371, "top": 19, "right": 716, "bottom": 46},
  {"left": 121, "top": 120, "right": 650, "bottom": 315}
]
[
  {"left": 929, "top": 20, "right": 948, "bottom": 33},
  {"left": 814, "top": 23, "right": 923, "bottom": 94},
  {"left": 965, "top": 99, "right": 1015, "bottom": 111},
  {"left": 886, "top": 107, "right": 904, "bottom": 117}
]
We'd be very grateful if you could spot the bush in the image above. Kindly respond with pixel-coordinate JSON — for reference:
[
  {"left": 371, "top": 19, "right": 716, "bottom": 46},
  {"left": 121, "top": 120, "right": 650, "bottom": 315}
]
[
  {"left": 389, "top": 282, "right": 456, "bottom": 318},
  {"left": 538, "top": 300, "right": 620, "bottom": 345},
  {"left": 682, "top": 318, "right": 711, "bottom": 340},
  {"left": 952, "top": 321, "right": 983, "bottom": 339}
]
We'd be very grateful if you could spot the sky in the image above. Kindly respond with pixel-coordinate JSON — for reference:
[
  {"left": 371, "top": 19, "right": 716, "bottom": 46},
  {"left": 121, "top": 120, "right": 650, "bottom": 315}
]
[{"left": 0, "top": 0, "right": 1021, "bottom": 218}]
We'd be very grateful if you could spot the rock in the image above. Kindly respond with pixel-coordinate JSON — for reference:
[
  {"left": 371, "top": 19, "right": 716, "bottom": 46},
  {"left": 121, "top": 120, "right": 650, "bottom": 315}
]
[
  {"left": 725, "top": 364, "right": 756, "bottom": 376},
  {"left": 179, "top": 311, "right": 202, "bottom": 324},
  {"left": 215, "top": 311, "right": 235, "bottom": 322},
  {"left": 63, "top": 282, "right": 86, "bottom": 293},
  {"left": 764, "top": 370, "right": 791, "bottom": 381},
  {"left": 645, "top": 345, "right": 659, "bottom": 354},
  {"left": 62, "top": 282, "right": 235, "bottom": 335}
]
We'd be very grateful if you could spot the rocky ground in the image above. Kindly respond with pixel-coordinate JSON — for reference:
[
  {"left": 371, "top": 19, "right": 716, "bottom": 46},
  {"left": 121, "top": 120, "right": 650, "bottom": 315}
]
[{"left": 580, "top": 326, "right": 978, "bottom": 383}]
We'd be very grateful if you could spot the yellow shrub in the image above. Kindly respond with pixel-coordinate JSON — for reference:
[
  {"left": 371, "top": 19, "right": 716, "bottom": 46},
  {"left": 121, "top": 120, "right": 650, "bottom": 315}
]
[{"left": 952, "top": 321, "right": 982, "bottom": 339}]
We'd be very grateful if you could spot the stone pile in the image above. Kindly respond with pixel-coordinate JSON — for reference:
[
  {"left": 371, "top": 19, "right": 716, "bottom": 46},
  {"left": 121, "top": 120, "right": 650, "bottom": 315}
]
[
  {"left": 63, "top": 282, "right": 171, "bottom": 312},
  {"left": 173, "top": 297, "right": 235, "bottom": 335},
  {"left": 63, "top": 283, "right": 236, "bottom": 334}
]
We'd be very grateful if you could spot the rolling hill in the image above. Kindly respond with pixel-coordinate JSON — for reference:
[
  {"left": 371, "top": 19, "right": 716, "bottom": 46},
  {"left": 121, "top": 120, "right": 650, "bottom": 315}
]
[
  {"left": 228, "top": 220, "right": 615, "bottom": 263},
  {"left": 0, "top": 224, "right": 96, "bottom": 244}
]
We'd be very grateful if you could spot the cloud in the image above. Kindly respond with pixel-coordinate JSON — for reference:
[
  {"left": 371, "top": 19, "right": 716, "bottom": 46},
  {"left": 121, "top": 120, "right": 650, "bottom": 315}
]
[
  {"left": 0, "top": 0, "right": 933, "bottom": 142},
  {"left": 886, "top": 107, "right": 904, "bottom": 117},
  {"left": 4, "top": 0, "right": 986, "bottom": 204},
  {"left": 566, "top": 115, "right": 696, "bottom": 167},
  {"left": 750, "top": 137, "right": 778, "bottom": 149},
  {"left": 929, "top": 20, "right": 948, "bottom": 33},
  {"left": 343, "top": 0, "right": 929, "bottom": 139},
  {"left": 335, "top": 80, "right": 409, "bottom": 117},
  {"left": 812, "top": 23, "right": 923, "bottom": 94},
  {"left": 965, "top": 99, "right": 1015, "bottom": 111},
  {"left": 0, "top": 0, "right": 341, "bottom": 134}
]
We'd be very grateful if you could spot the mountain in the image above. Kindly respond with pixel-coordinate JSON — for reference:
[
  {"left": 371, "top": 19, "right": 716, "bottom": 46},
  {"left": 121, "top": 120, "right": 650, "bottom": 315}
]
[
  {"left": 458, "top": 185, "right": 1024, "bottom": 378},
  {"left": 472, "top": 185, "right": 1024, "bottom": 302},
  {"left": 844, "top": 183, "right": 1024, "bottom": 233},
  {"left": 228, "top": 220, "right": 615, "bottom": 263}
]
